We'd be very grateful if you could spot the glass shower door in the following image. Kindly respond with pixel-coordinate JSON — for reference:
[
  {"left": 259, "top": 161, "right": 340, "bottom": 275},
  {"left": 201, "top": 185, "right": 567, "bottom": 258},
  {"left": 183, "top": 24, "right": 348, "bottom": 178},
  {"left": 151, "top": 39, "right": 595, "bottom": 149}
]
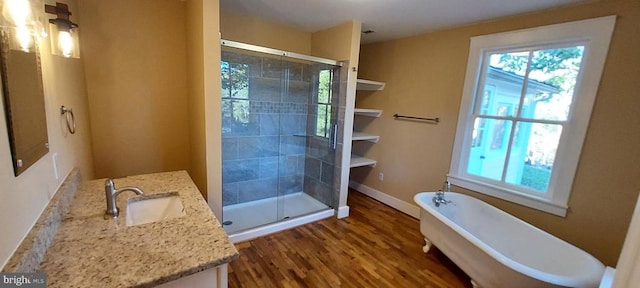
[
  {"left": 221, "top": 46, "right": 284, "bottom": 233},
  {"left": 279, "top": 61, "right": 341, "bottom": 219},
  {"left": 221, "top": 42, "right": 342, "bottom": 235}
]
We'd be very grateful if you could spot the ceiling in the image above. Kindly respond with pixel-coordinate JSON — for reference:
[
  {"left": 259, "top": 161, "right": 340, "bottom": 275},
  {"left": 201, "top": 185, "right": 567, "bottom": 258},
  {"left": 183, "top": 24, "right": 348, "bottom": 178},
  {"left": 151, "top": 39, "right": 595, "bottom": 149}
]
[{"left": 220, "top": 0, "right": 589, "bottom": 44}]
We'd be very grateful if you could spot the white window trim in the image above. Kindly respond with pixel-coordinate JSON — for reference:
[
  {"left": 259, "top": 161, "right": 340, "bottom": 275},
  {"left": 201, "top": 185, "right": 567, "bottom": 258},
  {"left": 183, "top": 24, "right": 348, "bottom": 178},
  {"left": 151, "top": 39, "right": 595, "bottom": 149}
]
[{"left": 449, "top": 16, "right": 616, "bottom": 217}]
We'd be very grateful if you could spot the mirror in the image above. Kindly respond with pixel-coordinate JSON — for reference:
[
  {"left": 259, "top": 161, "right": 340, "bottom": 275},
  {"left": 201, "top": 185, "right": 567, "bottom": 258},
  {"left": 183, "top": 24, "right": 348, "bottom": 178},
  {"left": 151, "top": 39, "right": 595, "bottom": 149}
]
[{"left": 0, "top": 30, "right": 49, "bottom": 176}]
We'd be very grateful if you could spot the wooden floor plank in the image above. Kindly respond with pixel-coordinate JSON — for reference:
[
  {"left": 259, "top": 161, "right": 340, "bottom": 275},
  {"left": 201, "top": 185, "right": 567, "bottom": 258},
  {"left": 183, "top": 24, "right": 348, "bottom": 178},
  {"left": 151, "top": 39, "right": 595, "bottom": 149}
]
[{"left": 228, "top": 190, "right": 471, "bottom": 288}]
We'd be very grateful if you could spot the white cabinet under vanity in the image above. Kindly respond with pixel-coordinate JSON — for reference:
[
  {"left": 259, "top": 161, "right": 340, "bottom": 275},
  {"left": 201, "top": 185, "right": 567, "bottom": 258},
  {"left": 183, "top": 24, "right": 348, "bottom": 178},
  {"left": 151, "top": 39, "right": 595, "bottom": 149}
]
[
  {"left": 350, "top": 79, "right": 385, "bottom": 168},
  {"left": 2, "top": 169, "right": 238, "bottom": 288},
  {"left": 155, "top": 265, "right": 228, "bottom": 288}
]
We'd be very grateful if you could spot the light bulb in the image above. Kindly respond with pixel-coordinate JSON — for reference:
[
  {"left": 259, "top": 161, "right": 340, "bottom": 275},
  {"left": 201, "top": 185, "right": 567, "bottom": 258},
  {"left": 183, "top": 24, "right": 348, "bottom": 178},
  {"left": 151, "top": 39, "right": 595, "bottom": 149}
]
[
  {"left": 4, "top": 0, "right": 32, "bottom": 26},
  {"left": 16, "top": 25, "right": 31, "bottom": 52},
  {"left": 58, "top": 30, "right": 73, "bottom": 57}
]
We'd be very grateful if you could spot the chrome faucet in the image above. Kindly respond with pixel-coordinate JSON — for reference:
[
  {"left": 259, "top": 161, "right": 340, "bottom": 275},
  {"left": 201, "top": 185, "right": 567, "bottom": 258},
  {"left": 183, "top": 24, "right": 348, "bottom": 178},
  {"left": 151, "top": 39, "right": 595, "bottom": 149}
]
[
  {"left": 433, "top": 180, "right": 451, "bottom": 207},
  {"left": 104, "top": 178, "right": 144, "bottom": 218}
]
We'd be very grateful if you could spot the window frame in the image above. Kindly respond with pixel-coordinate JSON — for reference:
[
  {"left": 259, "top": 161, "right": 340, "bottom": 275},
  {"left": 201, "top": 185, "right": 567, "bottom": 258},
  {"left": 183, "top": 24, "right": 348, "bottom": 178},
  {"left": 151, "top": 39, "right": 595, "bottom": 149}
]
[
  {"left": 449, "top": 16, "right": 616, "bottom": 217},
  {"left": 220, "top": 60, "right": 250, "bottom": 124},
  {"left": 316, "top": 69, "right": 334, "bottom": 138}
]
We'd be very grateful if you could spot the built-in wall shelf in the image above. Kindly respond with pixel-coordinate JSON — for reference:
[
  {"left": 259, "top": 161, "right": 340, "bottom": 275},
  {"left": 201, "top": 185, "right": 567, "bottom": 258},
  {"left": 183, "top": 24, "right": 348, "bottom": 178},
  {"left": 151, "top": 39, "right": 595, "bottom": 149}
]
[
  {"left": 350, "top": 155, "right": 377, "bottom": 168},
  {"left": 350, "top": 78, "right": 385, "bottom": 170},
  {"left": 354, "top": 108, "right": 382, "bottom": 117},
  {"left": 356, "top": 79, "right": 386, "bottom": 91},
  {"left": 352, "top": 132, "right": 379, "bottom": 143}
]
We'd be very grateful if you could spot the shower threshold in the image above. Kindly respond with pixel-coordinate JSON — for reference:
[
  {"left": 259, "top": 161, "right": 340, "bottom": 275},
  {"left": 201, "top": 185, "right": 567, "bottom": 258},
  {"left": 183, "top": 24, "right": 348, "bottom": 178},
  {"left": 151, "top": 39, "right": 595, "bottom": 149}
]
[{"left": 223, "top": 192, "right": 334, "bottom": 242}]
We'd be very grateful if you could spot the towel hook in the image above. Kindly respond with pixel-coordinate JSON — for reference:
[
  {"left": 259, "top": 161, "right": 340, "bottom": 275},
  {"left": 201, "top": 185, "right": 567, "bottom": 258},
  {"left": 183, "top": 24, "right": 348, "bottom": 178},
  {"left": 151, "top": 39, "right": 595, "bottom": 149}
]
[{"left": 60, "top": 106, "right": 76, "bottom": 134}]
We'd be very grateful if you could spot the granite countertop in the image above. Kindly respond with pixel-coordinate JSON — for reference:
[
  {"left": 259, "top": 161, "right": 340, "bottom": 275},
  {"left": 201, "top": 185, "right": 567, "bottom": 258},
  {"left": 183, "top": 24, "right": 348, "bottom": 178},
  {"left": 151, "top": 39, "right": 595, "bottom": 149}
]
[{"left": 38, "top": 171, "right": 239, "bottom": 288}]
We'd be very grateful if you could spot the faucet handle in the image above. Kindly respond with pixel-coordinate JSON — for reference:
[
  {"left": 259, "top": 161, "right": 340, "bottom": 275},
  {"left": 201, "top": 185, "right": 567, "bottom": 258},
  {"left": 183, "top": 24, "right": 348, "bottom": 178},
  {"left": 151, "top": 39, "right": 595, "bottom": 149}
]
[{"left": 105, "top": 178, "right": 115, "bottom": 190}]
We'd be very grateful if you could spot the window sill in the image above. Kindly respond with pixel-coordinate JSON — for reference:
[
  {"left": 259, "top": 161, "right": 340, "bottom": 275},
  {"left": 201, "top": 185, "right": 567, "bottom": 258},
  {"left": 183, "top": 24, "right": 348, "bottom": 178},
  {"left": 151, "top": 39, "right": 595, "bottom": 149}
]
[{"left": 447, "top": 174, "right": 568, "bottom": 217}]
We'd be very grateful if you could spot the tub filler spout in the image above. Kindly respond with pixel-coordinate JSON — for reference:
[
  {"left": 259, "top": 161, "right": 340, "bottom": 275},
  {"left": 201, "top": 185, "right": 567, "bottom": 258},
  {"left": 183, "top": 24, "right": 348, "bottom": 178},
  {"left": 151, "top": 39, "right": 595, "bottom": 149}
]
[{"left": 432, "top": 180, "right": 451, "bottom": 207}]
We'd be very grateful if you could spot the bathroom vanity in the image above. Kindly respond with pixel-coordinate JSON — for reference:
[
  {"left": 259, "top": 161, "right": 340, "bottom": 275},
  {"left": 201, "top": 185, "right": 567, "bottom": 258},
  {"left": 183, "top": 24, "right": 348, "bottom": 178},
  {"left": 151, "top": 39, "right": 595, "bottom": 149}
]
[{"left": 4, "top": 170, "right": 238, "bottom": 287}]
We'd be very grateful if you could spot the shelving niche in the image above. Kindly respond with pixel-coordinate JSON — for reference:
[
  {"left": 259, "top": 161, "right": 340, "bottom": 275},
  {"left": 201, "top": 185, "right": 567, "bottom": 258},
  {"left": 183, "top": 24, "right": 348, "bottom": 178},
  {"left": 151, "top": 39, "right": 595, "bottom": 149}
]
[
  {"left": 356, "top": 79, "right": 385, "bottom": 91},
  {"left": 351, "top": 78, "right": 385, "bottom": 168},
  {"left": 354, "top": 108, "right": 382, "bottom": 118},
  {"left": 352, "top": 132, "right": 379, "bottom": 143}
]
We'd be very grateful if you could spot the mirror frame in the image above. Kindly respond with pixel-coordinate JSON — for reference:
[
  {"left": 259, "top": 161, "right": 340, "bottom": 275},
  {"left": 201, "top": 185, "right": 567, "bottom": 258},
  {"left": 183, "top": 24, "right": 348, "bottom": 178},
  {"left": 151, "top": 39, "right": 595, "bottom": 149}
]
[{"left": 0, "top": 29, "right": 49, "bottom": 176}]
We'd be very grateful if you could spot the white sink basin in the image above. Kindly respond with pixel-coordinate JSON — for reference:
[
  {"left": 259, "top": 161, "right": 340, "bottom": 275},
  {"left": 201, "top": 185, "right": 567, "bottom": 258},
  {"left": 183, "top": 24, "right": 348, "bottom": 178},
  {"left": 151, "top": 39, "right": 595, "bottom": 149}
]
[{"left": 126, "top": 192, "right": 186, "bottom": 226}]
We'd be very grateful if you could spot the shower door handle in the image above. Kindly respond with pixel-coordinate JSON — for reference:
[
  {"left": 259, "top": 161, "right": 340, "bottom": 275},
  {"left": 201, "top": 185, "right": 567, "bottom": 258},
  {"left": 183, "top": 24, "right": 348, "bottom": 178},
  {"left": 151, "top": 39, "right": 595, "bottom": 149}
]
[{"left": 331, "top": 124, "right": 338, "bottom": 150}]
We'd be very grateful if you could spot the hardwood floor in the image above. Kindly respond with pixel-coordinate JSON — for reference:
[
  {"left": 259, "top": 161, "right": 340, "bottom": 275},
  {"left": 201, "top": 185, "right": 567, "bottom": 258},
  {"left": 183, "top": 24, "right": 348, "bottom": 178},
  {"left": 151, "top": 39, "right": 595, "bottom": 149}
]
[{"left": 228, "top": 190, "right": 471, "bottom": 288}]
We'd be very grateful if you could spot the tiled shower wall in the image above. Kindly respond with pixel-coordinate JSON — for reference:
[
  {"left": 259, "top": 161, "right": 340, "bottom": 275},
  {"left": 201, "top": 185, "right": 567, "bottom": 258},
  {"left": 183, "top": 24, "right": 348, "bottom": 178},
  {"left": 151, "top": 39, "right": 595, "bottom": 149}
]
[{"left": 222, "top": 51, "right": 312, "bottom": 206}]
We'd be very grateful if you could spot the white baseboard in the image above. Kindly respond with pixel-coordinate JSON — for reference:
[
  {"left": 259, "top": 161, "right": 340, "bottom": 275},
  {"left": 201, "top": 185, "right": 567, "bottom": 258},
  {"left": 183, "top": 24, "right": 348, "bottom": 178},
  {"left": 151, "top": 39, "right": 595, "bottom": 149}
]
[
  {"left": 337, "top": 206, "right": 350, "bottom": 219},
  {"left": 349, "top": 181, "right": 420, "bottom": 219}
]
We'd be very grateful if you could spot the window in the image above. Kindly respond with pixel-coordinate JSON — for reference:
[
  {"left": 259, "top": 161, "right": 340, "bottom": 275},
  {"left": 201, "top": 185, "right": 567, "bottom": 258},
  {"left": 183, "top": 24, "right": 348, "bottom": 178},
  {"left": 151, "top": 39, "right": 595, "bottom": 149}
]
[
  {"left": 449, "top": 16, "right": 616, "bottom": 216},
  {"left": 221, "top": 60, "right": 250, "bottom": 133},
  {"left": 316, "top": 69, "right": 333, "bottom": 137}
]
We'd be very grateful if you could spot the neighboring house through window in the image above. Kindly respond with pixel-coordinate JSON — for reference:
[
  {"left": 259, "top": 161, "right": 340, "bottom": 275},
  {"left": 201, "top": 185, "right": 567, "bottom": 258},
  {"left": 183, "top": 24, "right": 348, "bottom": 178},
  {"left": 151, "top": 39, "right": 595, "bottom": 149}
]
[{"left": 449, "top": 16, "right": 616, "bottom": 216}]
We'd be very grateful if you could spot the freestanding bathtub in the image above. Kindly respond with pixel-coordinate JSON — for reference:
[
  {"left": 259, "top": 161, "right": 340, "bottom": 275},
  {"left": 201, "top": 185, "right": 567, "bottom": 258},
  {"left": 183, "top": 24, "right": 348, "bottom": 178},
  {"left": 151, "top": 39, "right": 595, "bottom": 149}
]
[{"left": 414, "top": 192, "right": 605, "bottom": 288}]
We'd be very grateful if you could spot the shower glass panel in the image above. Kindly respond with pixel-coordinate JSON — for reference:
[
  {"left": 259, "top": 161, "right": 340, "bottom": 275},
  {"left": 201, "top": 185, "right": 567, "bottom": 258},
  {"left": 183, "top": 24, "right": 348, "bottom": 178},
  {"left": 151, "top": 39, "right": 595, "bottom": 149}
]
[{"left": 221, "top": 45, "right": 341, "bottom": 234}]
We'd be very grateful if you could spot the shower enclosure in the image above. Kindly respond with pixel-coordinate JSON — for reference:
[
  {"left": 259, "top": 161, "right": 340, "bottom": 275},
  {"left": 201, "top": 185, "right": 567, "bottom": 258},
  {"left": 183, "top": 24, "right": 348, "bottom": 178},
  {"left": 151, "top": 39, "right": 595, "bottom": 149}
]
[{"left": 220, "top": 41, "right": 344, "bottom": 235}]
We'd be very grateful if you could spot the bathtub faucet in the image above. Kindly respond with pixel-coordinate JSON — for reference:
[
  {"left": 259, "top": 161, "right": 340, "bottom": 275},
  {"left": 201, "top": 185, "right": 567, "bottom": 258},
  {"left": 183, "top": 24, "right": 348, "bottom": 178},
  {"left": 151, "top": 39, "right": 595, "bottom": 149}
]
[{"left": 433, "top": 180, "right": 451, "bottom": 207}]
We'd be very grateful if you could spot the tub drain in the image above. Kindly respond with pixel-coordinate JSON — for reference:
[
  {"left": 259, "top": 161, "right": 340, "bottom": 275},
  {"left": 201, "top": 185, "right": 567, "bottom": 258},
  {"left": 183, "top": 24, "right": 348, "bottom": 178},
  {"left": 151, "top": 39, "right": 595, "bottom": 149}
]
[{"left": 222, "top": 220, "right": 233, "bottom": 226}]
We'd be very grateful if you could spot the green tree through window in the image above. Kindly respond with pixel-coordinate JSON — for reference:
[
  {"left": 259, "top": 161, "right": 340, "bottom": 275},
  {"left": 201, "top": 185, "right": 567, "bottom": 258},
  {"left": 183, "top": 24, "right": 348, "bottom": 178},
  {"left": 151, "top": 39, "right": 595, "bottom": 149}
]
[
  {"left": 221, "top": 60, "right": 249, "bottom": 125},
  {"left": 316, "top": 70, "right": 333, "bottom": 137}
]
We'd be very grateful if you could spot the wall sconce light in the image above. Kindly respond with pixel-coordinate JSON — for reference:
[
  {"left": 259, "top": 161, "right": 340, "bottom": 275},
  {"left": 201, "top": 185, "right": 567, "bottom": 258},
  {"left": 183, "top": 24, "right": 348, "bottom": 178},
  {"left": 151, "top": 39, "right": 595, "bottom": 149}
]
[
  {"left": 45, "top": 2, "right": 78, "bottom": 58},
  {"left": 0, "top": 0, "right": 46, "bottom": 53}
]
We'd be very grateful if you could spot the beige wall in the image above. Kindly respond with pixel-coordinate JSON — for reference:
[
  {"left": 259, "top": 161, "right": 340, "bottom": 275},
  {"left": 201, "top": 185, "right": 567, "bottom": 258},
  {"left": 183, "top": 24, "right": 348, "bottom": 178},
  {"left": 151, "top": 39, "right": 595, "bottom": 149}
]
[
  {"left": 0, "top": 0, "right": 94, "bottom": 268},
  {"left": 186, "top": 0, "right": 221, "bottom": 216},
  {"left": 220, "top": 12, "right": 311, "bottom": 54},
  {"left": 79, "top": 0, "right": 189, "bottom": 179},
  {"left": 311, "top": 21, "right": 361, "bottom": 62},
  {"left": 202, "top": 0, "right": 223, "bottom": 218},
  {"left": 185, "top": 0, "right": 207, "bottom": 198},
  {"left": 355, "top": 0, "right": 640, "bottom": 266}
]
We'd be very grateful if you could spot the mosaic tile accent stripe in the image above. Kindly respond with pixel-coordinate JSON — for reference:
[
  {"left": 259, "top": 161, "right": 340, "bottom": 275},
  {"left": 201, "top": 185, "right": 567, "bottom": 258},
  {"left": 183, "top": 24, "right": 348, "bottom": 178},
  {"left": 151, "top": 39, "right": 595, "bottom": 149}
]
[{"left": 249, "top": 101, "right": 308, "bottom": 114}]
